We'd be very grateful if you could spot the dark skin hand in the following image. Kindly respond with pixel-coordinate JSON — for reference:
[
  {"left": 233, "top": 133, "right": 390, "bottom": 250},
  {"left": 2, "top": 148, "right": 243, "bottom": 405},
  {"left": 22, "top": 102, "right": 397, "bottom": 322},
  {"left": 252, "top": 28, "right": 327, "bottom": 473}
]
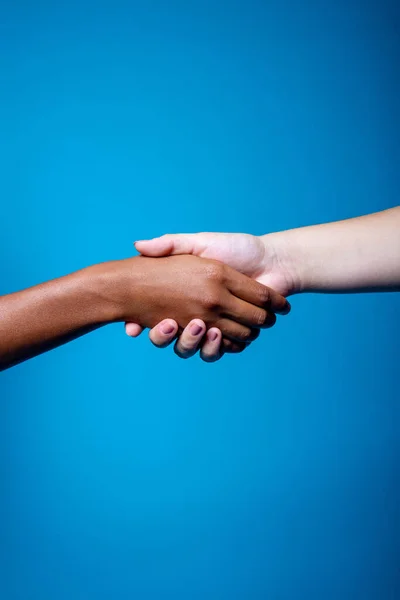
[{"left": 0, "top": 255, "right": 289, "bottom": 371}]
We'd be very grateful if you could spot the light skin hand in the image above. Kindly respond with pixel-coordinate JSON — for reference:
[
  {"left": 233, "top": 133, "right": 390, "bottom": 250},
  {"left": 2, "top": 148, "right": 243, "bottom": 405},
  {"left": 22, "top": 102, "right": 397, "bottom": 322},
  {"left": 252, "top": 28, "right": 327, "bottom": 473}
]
[
  {"left": 133, "top": 232, "right": 296, "bottom": 295},
  {"left": 129, "top": 317, "right": 223, "bottom": 361},
  {"left": 126, "top": 317, "right": 244, "bottom": 361},
  {"left": 125, "top": 232, "right": 294, "bottom": 359},
  {"left": 126, "top": 206, "right": 400, "bottom": 359}
]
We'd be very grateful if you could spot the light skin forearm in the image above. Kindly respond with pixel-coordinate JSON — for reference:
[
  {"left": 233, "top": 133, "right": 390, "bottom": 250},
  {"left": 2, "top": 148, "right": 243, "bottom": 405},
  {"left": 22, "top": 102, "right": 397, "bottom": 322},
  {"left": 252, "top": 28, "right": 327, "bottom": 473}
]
[{"left": 264, "top": 207, "right": 400, "bottom": 293}]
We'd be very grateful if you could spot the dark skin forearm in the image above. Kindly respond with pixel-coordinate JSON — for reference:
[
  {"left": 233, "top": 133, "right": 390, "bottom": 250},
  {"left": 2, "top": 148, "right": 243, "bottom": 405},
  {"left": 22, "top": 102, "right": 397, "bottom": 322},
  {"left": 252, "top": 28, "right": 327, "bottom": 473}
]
[
  {"left": 0, "top": 263, "right": 119, "bottom": 371},
  {"left": 0, "top": 255, "right": 288, "bottom": 371}
]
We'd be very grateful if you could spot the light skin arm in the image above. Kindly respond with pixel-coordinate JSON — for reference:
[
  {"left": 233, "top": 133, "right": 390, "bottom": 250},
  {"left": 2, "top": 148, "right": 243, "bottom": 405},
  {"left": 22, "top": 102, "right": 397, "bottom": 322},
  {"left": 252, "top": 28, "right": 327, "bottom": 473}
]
[
  {"left": 264, "top": 207, "right": 400, "bottom": 294},
  {"left": 0, "top": 255, "right": 287, "bottom": 371},
  {"left": 127, "top": 206, "right": 400, "bottom": 358}
]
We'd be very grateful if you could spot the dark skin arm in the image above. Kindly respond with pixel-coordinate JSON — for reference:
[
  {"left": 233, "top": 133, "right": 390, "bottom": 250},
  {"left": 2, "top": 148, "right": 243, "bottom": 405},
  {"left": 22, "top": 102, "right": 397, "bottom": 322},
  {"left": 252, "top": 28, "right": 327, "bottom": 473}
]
[{"left": 0, "top": 255, "right": 289, "bottom": 371}]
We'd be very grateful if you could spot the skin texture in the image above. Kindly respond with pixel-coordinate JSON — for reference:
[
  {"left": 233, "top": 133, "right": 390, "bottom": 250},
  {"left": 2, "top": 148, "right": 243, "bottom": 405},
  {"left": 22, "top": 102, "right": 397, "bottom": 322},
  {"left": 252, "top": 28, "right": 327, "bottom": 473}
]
[
  {"left": 0, "top": 254, "right": 288, "bottom": 371},
  {"left": 128, "top": 206, "right": 400, "bottom": 359}
]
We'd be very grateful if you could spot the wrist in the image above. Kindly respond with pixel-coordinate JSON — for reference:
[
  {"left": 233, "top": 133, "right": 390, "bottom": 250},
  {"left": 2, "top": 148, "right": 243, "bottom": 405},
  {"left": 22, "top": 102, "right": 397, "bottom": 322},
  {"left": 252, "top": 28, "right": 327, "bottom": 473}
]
[
  {"left": 260, "top": 229, "right": 309, "bottom": 295},
  {"left": 88, "top": 257, "right": 153, "bottom": 324},
  {"left": 81, "top": 261, "right": 133, "bottom": 324}
]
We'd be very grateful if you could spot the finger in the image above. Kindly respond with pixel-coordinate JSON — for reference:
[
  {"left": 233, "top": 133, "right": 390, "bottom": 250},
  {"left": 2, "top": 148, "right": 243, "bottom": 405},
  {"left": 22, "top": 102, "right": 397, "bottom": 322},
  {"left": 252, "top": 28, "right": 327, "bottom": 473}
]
[
  {"left": 135, "top": 234, "right": 198, "bottom": 257},
  {"left": 174, "top": 319, "right": 207, "bottom": 359},
  {"left": 149, "top": 319, "right": 179, "bottom": 348},
  {"left": 222, "top": 338, "right": 247, "bottom": 354},
  {"left": 125, "top": 323, "right": 144, "bottom": 337},
  {"left": 224, "top": 295, "right": 277, "bottom": 329},
  {"left": 200, "top": 328, "right": 223, "bottom": 363},
  {"left": 225, "top": 268, "right": 291, "bottom": 315},
  {"left": 215, "top": 319, "right": 260, "bottom": 344}
]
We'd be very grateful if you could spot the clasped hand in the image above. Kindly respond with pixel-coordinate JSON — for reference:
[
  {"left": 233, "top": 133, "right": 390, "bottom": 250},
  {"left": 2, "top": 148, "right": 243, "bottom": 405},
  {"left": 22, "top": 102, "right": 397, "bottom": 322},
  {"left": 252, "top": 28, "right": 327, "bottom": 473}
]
[{"left": 124, "top": 235, "right": 291, "bottom": 362}]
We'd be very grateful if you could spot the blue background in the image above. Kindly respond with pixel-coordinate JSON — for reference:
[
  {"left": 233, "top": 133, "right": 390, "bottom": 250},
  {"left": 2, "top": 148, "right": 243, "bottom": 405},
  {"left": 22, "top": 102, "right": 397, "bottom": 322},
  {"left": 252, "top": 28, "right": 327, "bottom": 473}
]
[{"left": 0, "top": 1, "right": 399, "bottom": 598}]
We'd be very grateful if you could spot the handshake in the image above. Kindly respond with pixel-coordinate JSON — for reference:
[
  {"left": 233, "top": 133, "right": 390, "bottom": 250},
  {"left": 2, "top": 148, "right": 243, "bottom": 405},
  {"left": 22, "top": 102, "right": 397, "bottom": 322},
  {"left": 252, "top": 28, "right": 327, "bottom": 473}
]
[
  {"left": 123, "top": 232, "right": 292, "bottom": 363},
  {"left": 1, "top": 209, "right": 398, "bottom": 371}
]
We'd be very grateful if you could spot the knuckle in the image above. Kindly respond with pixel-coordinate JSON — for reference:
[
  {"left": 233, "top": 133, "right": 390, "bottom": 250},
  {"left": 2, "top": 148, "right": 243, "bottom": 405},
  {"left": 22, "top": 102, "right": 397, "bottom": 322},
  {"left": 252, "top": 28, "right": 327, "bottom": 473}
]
[
  {"left": 205, "top": 262, "right": 225, "bottom": 282},
  {"left": 258, "top": 286, "right": 271, "bottom": 305},
  {"left": 203, "top": 291, "right": 222, "bottom": 311},
  {"left": 253, "top": 309, "right": 268, "bottom": 326},
  {"left": 235, "top": 328, "right": 252, "bottom": 343}
]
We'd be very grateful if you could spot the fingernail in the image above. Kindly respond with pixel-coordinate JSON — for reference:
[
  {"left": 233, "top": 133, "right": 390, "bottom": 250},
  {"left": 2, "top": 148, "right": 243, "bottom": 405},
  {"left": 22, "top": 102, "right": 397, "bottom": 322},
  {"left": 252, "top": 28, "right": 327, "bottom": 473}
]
[
  {"left": 190, "top": 323, "right": 203, "bottom": 336},
  {"left": 161, "top": 323, "right": 175, "bottom": 335},
  {"left": 209, "top": 330, "right": 218, "bottom": 342}
]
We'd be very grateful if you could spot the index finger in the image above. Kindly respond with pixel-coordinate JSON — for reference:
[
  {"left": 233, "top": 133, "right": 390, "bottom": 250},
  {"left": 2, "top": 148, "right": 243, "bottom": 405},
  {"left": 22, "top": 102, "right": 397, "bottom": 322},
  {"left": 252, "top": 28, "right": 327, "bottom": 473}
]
[{"left": 225, "top": 268, "right": 291, "bottom": 315}]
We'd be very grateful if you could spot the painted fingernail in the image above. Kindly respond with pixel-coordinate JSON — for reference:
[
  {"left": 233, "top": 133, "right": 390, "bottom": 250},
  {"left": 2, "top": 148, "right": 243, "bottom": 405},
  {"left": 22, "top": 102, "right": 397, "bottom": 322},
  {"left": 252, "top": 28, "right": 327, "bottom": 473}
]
[
  {"left": 190, "top": 323, "right": 203, "bottom": 336},
  {"left": 161, "top": 323, "right": 175, "bottom": 335},
  {"left": 209, "top": 330, "right": 218, "bottom": 341}
]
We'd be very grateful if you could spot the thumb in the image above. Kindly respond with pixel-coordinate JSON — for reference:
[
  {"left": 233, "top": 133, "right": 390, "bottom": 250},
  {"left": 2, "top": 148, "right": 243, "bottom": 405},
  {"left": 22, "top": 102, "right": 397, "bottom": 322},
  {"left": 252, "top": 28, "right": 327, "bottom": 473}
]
[{"left": 134, "top": 234, "right": 198, "bottom": 257}]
